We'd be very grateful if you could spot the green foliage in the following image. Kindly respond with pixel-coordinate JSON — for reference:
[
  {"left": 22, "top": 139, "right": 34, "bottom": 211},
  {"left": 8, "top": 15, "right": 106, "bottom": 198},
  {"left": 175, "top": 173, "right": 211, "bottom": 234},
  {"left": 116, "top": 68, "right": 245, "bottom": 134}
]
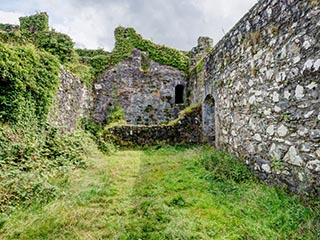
[
  {"left": 0, "top": 26, "right": 24, "bottom": 45},
  {"left": 106, "top": 106, "right": 125, "bottom": 125},
  {"left": 140, "top": 52, "right": 150, "bottom": 72},
  {"left": 0, "top": 42, "right": 60, "bottom": 123},
  {"left": 81, "top": 118, "right": 117, "bottom": 154},
  {"left": 85, "top": 54, "right": 110, "bottom": 77},
  {"left": 19, "top": 12, "right": 49, "bottom": 33},
  {"left": 0, "top": 146, "right": 319, "bottom": 239},
  {"left": 0, "top": 24, "right": 19, "bottom": 32},
  {"left": 32, "top": 30, "right": 75, "bottom": 63},
  {"left": 166, "top": 104, "right": 201, "bottom": 126},
  {"left": 76, "top": 27, "right": 190, "bottom": 78},
  {"left": 111, "top": 27, "right": 189, "bottom": 73},
  {"left": 0, "top": 121, "right": 97, "bottom": 214},
  {"left": 64, "top": 62, "right": 93, "bottom": 88},
  {"left": 201, "top": 149, "right": 253, "bottom": 183},
  {"left": 75, "top": 49, "right": 111, "bottom": 82},
  {"left": 76, "top": 48, "right": 109, "bottom": 58}
]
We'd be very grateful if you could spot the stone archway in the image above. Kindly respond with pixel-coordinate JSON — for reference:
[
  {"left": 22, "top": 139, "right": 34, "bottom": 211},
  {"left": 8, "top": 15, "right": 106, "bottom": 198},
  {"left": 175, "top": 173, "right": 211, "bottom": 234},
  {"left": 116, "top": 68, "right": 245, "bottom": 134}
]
[{"left": 203, "top": 94, "right": 215, "bottom": 142}]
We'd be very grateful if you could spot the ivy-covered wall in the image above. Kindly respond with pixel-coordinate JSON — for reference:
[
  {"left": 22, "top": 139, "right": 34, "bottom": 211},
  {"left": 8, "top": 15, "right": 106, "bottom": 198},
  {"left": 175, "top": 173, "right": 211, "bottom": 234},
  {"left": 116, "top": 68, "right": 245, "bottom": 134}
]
[
  {"left": 77, "top": 27, "right": 190, "bottom": 76},
  {"left": 0, "top": 42, "right": 60, "bottom": 123},
  {"left": 19, "top": 12, "right": 49, "bottom": 33}
]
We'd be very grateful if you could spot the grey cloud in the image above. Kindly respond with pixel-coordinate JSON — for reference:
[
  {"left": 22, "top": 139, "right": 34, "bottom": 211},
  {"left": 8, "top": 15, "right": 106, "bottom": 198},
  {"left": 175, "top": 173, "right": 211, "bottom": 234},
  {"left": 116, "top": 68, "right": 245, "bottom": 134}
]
[{"left": 0, "top": 0, "right": 257, "bottom": 51}]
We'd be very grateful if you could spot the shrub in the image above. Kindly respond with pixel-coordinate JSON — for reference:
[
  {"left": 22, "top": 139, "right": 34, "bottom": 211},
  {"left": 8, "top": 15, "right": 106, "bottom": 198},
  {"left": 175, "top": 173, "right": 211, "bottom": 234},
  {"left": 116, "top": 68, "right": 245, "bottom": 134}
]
[
  {"left": 0, "top": 122, "right": 97, "bottom": 214},
  {"left": 81, "top": 118, "right": 117, "bottom": 154},
  {"left": 106, "top": 106, "right": 125, "bottom": 125}
]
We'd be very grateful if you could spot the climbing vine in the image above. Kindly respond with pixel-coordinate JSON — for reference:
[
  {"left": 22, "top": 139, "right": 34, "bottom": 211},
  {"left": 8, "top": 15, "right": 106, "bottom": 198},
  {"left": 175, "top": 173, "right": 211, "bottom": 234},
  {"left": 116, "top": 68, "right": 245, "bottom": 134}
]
[
  {"left": 113, "top": 27, "right": 190, "bottom": 73},
  {"left": 0, "top": 42, "right": 60, "bottom": 123}
]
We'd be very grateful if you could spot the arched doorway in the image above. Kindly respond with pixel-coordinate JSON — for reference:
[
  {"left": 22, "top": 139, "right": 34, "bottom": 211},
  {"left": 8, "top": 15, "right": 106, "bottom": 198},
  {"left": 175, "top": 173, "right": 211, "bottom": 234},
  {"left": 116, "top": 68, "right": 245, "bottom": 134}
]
[
  {"left": 175, "top": 85, "right": 184, "bottom": 104},
  {"left": 203, "top": 94, "right": 215, "bottom": 142}
]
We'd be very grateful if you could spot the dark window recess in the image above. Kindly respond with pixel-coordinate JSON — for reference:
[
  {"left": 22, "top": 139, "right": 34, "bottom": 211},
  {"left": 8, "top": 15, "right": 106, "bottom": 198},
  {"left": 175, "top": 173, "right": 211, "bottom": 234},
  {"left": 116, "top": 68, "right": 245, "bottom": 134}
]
[{"left": 175, "top": 85, "right": 184, "bottom": 104}]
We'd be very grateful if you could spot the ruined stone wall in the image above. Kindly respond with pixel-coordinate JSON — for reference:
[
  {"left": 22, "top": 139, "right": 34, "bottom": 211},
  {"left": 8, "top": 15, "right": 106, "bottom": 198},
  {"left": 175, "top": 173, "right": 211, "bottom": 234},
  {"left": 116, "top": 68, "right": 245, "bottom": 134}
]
[
  {"left": 93, "top": 49, "right": 187, "bottom": 125},
  {"left": 188, "top": 37, "right": 212, "bottom": 104},
  {"left": 48, "top": 67, "right": 91, "bottom": 132},
  {"left": 201, "top": 0, "right": 319, "bottom": 195},
  {"left": 106, "top": 105, "right": 202, "bottom": 146}
]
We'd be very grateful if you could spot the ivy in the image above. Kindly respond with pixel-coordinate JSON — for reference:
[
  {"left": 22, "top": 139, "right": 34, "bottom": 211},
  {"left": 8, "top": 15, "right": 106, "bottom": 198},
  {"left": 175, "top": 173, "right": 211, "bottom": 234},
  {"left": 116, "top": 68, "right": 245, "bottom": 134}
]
[
  {"left": 112, "top": 27, "right": 190, "bottom": 73},
  {"left": 19, "top": 12, "right": 49, "bottom": 33},
  {"left": 32, "top": 30, "right": 75, "bottom": 64},
  {"left": 76, "top": 27, "right": 190, "bottom": 76},
  {"left": 0, "top": 42, "right": 60, "bottom": 123}
]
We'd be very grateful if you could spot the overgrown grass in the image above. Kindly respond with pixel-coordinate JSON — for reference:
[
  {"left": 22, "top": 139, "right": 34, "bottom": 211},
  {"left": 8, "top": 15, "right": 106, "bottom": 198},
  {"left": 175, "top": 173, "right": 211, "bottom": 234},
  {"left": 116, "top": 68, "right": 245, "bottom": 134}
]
[
  {"left": 0, "top": 121, "right": 98, "bottom": 218},
  {"left": 0, "top": 145, "right": 318, "bottom": 239}
]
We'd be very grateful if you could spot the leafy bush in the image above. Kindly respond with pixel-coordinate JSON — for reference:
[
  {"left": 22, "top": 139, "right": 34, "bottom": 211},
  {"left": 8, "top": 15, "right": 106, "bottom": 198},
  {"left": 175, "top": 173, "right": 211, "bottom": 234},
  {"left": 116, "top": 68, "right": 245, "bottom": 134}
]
[
  {"left": 0, "top": 42, "right": 60, "bottom": 123},
  {"left": 81, "top": 118, "right": 117, "bottom": 154},
  {"left": 106, "top": 106, "right": 125, "bottom": 125},
  {"left": 0, "top": 122, "right": 97, "bottom": 214}
]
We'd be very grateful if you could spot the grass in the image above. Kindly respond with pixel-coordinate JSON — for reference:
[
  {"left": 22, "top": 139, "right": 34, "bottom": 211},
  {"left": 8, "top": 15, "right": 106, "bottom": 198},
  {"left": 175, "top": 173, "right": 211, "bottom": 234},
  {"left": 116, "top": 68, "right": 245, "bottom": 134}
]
[{"left": 0, "top": 145, "right": 319, "bottom": 239}]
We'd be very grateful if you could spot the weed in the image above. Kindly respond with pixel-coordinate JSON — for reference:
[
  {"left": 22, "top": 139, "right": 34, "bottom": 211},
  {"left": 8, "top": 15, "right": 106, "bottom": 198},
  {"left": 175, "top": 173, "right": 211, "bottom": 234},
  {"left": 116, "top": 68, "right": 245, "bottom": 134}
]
[{"left": 0, "top": 146, "right": 319, "bottom": 239}]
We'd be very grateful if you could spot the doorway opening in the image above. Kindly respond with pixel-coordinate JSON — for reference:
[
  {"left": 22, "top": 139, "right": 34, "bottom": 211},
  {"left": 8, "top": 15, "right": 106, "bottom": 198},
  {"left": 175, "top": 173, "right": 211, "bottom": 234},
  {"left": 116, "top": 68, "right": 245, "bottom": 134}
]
[{"left": 175, "top": 85, "right": 184, "bottom": 104}]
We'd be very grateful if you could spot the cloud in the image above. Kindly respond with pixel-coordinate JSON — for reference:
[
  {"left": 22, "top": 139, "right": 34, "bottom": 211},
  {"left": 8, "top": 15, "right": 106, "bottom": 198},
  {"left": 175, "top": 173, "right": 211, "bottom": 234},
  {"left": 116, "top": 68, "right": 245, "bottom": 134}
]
[
  {"left": 0, "top": 0, "right": 257, "bottom": 51},
  {"left": 0, "top": 10, "right": 22, "bottom": 24}
]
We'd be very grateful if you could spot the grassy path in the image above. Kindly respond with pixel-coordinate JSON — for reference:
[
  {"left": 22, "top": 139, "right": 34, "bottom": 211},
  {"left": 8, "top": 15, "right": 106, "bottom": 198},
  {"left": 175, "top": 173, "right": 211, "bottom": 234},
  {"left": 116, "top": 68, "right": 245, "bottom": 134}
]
[{"left": 0, "top": 146, "right": 319, "bottom": 239}]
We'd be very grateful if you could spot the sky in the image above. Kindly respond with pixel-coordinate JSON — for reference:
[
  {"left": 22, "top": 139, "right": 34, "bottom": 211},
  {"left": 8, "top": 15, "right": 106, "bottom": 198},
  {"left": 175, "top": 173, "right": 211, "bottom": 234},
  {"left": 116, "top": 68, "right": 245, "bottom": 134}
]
[{"left": 0, "top": 0, "right": 257, "bottom": 51}]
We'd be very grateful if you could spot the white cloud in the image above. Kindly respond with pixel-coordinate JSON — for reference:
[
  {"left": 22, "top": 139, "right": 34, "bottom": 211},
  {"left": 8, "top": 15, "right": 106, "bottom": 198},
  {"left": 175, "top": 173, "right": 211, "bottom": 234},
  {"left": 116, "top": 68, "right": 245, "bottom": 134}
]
[
  {"left": 0, "top": 0, "right": 258, "bottom": 51},
  {"left": 0, "top": 10, "right": 22, "bottom": 24}
]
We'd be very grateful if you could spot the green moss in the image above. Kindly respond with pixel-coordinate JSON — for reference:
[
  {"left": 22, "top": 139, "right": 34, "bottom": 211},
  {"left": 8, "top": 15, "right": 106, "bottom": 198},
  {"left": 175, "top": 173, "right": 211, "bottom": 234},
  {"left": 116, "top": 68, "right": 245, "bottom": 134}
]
[
  {"left": 213, "top": 80, "right": 224, "bottom": 88},
  {"left": 225, "top": 56, "right": 231, "bottom": 65},
  {"left": 271, "top": 158, "right": 284, "bottom": 172},
  {"left": 195, "top": 57, "right": 205, "bottom": 78},
  {"left": 166, "top": 104, "right": 201, "bottom": 126}
]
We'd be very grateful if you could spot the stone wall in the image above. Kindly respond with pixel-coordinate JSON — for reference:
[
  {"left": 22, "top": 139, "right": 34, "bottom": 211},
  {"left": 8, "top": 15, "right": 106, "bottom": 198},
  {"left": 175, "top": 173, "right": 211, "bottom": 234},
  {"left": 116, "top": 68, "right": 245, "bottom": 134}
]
[
  {"left": 106, "top": 105, "right": 202, "bottom": 146},
  {"left": 93, "top": 49, "right": 187, "bottom": 125},
  {"left": 200, "top": 0, "right": 320, "bottom": 196},
  {"left": 48, "top": 67, "right": 91, "bottom": 132},
  {"left": 188, "top": 37, "right": 212, "bottom": 104}
]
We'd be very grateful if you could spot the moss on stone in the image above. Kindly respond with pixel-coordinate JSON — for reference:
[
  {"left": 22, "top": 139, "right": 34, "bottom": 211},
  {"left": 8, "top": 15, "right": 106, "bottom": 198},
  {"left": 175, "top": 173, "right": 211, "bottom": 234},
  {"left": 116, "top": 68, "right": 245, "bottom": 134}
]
[{"left": 140, "top": 52, "right": 151, "bottom": 72}]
